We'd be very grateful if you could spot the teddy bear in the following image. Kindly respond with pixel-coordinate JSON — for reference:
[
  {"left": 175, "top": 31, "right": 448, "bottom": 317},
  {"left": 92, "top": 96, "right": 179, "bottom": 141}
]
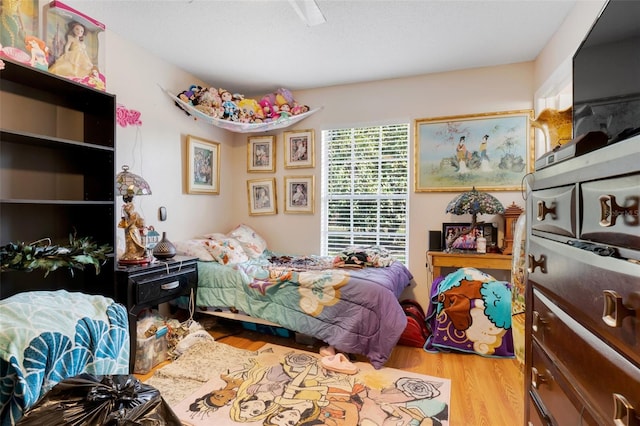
[{"left": 193, "top": 86, "right": 222, "bottom": 118}]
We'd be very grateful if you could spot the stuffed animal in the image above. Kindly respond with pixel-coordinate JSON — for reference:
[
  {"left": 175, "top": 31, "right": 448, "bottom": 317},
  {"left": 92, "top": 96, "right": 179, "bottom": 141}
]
[
  {"left": 193, "top": 86, "right": 221, "bottom": 117},
  {"left": 219, "top": 89, "right": 239, "bottom": 121},
  {"left": 175, "top": 84, "right": 202, "bottom": 116}
]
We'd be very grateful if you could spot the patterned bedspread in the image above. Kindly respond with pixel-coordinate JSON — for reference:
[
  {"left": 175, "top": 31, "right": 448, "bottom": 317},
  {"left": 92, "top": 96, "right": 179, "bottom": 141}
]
[
  {"left": 194, "top": 251, "right": 413, "bottom": 369},
  {"left": 0, "top": 290, "right": 130, "bottom": 425}
]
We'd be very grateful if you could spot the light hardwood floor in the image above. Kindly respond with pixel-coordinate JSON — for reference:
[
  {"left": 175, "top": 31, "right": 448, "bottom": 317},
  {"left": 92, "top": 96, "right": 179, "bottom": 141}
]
[{"left": 137, "top": 315, "right": 524, "bottom": 425}]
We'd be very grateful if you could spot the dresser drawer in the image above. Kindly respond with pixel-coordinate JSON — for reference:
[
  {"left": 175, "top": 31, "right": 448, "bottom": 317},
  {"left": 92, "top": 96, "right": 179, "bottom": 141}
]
[
  {"left": 532, "top": 290, "right": 640, "bottom": 425},
  {"left": 135, "top": 265, "right": 197, "bottom": 305},
  {"left": 581, "top": 174, "right": 640, "bottom": 251},
  {"left": 531, "top": 185, "right": 576, "bottom": 237},
  {"left": 530, "top": 341, "right": 598, "bottom": 426},
  {"left": 528, "top": 235, "right": 640, "bottom": 365},
  {"left": 527, "top": 394, "right": 550, "bottom": 426}
]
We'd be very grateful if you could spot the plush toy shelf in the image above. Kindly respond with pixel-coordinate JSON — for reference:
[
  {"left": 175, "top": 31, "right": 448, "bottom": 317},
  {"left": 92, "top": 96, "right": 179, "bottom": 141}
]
[{"left": 162, "top": 87, "right": 321, "bottom": 134}]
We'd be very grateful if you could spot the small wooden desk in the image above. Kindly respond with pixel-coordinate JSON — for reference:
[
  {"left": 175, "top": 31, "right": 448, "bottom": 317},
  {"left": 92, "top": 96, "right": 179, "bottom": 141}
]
[{"left": 427, "top": 251, "right": 512, "bottom": 279}]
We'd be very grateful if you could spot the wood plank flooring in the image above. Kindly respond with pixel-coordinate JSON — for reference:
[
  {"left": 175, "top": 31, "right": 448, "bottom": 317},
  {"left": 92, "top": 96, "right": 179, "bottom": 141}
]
[{"left": 137, "top": 315, "right": 524, "bottom": 425}]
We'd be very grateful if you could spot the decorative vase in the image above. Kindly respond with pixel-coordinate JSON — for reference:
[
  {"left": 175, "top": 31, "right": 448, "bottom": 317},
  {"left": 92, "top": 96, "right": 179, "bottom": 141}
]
[{"left": 153, "top": 232, "right": 176, "bottom": 259}]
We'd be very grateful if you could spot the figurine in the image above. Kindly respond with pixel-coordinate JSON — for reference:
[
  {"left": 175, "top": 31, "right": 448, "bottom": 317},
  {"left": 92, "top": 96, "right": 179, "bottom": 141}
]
[
  {"left": 0, "top": 0, "right": 27, "bottom": 51},
  {"left": 81, "top": 66, "right": 106, "bottom": 91},
  {"left": 48, "top": 21, "right": 94, "bottom": 79},
  {"left": 25, "top": 36, "right": 49, "bottom": 71},
  {"left": 118, "top": 202, "right": 147, "bottom": 261}
]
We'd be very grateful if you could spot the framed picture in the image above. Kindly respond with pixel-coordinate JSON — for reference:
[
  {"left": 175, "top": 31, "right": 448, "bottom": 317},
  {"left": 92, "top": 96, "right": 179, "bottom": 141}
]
[
  {"left": 284, "top": 175, "right": 314, "bottom": 214},
  {"left": 247, "top": 135, "right": 275, "bottom": 172},
  {"left": 414, "top": 110, "right": 534, "bottom": 192},
  {"left": 247, "top": 178, "right": 277, "bottom": 215},
  {"left": 284, "top": 129, "right": 315, "bottom": 168},
  {"left": 186, "top": 135, "right": 220, "bottom": 194},
  {"left": 442, "top": 222, "right": 498, "bottom": 251}
]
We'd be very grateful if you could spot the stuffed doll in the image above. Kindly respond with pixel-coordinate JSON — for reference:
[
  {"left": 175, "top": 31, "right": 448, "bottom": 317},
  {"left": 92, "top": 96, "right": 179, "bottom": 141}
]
[{"left": 219, "top": 89, "right": 239, "bottom": 121}]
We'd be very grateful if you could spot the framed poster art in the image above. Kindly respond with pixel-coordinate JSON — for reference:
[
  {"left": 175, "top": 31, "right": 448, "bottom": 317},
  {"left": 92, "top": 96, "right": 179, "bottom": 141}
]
[
  {"left": 186, "top": 135, "right": 220, "bottom": 194},
  {"left": 247, "top": 135, "right": 275, "bottom": 172},
  {"left": 414, "top": 110, "right": 534, "bottom": 192},
  {"left": 284, "top": 175, "right": 314, "bottom": 214},
  {"left": 284, "top": 129, "right": 315, "bottom": 168},
  {"left": 247, "top": 178, "right": 277, "bottom": 215}
]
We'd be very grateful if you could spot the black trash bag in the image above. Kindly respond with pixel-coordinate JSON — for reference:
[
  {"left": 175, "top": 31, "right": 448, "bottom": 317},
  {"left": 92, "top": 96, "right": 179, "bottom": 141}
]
[{"left": 17, "top": 374, "right": 182, "bottom": 425}]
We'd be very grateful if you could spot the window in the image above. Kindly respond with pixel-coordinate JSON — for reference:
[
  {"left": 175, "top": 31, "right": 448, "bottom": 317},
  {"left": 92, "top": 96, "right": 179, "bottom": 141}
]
[{"left": 321, "top": 124, "right": 410, "bottom": 262}]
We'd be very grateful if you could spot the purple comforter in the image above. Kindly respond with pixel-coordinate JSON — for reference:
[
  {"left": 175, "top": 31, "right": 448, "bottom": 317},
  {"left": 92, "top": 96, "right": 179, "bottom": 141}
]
[{"left": 195, "top": 258, "right": 413, "bottom": 369}]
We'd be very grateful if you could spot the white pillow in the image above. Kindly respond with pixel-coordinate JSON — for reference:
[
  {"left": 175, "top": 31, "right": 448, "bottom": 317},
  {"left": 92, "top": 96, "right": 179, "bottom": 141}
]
[
  {"left": 173, "top": 239, "right": 215, "bottom": 261},
  {"left": 227, "top": 224, "right": 267, "bottom": 258},
  {"left": 202, "top": 232, "right": 227, "bottom": 240},
  {"left": 203, "top": 237, "right": 249, "bottom": 265}
]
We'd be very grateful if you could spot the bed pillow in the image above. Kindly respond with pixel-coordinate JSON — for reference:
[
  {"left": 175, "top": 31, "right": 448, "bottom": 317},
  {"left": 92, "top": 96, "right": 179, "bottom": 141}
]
[
  {"left": 203, "top": 237, "right": 249, "bottom": 265},
  {"left": 202, "top": 232, "right": 227, "bottom": 241},
  {"left": 424, "top": 267, "right": 514, "bottom": 358},
  {"left": 226, "top": 224, "right": 267, "bottom": 258},
  {"left": 173, "top": 239, "right": 215, "bottom": 261}
]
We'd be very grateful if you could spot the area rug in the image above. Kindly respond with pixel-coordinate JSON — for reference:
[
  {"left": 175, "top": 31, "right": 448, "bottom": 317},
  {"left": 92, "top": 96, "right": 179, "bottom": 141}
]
[{"left": 146, "top": 340, "right": 450, "bottom": 425}]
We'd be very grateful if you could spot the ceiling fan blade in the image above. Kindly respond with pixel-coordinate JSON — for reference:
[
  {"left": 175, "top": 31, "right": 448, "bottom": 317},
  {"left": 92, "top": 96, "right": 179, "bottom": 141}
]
[{"left": 288, "top": 0, "right": 326, "bottom": 26}]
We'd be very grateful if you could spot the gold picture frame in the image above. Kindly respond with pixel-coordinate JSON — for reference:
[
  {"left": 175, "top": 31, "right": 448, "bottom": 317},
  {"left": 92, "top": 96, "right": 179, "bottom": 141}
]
[
  {"left": 247, "top": 178, "right": 277, "bottom": 215},
  {"left": 284, "top": 175, "right": 314, "bottom": 214},
  {"left": 186, "top": 135, "right": 220, "bottom": 194},
  {"left": 247, "top": 135, "right": 275, "bottom": 172},
  {"left": 414, "top": 110, "right": 534, "bottom": 192},
  {"left": 284, "top": 129, "right": 315, "bottom": 168}
]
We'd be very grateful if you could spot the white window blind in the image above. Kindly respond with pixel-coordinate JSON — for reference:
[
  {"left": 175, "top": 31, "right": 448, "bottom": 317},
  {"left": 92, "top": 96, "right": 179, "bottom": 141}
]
[{"left": 321, "top": 124, "right": 409, "bottom": 262}]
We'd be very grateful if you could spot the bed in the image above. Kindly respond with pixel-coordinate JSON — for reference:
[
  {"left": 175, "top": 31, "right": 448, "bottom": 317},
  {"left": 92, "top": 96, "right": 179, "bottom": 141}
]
[
  {"left": 0, "top": 290, "right": 130, "bottom": 425},
  {"left": 175, "top": 225, "right": 414, "bottom": 369}
]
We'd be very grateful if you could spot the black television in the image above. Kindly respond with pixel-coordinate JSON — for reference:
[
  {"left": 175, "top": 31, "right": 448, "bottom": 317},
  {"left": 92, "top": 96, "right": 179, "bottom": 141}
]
[{"left": 572, "top": 0, "right": 640, "bottom": 144}]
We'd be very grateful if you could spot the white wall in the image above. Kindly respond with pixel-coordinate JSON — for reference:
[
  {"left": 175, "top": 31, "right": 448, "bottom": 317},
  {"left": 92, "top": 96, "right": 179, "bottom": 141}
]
[
  {"left": 105, "top": 31, "right": 239, "bottom": 253},
  {"left": 226, "top": 64, "right": 534, "bottom": 307},
  {"left": 101, "top": 1, "right": 604, "bottom": 309}
]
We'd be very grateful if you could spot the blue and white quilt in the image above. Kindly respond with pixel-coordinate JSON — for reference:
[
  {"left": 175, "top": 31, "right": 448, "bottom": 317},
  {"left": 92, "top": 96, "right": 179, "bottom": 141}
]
[{"left": 0, "top": 290, "right": 130, "bottom": 425}]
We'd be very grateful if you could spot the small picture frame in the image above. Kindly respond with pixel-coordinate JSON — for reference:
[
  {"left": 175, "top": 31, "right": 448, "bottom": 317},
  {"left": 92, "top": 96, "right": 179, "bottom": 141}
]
[
  {"left": 284, "top": 175, "right": 314, "bottom": 214},
  {"left": 247, "top": 135, "right": 275, "bottom": 172},
  {"left": 284, "top": 129, "right": 315, "bottom": 168},
  {"left": 186, "top": 135, "right": 220, "bottom": 194},
  {"left": 247, "top": 178, "right": 277, "bottom": 215},
  {"left": 442, "top": 222, "right": 498, "bottom": 251}
]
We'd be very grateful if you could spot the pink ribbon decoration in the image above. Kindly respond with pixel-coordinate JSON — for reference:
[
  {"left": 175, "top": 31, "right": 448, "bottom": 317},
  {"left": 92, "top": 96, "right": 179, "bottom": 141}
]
[{"left": 116, "top": 103, "right": 142, "bottom": 127}]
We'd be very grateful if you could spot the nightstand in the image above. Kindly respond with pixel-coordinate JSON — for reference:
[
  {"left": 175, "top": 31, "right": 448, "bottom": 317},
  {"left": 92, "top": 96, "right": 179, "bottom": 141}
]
[
  {"left": 426, "top": 251, "right": 512, "bottom": 279},
  {"left": 115, "top": 256, "right": 198, "bottom": 372}
]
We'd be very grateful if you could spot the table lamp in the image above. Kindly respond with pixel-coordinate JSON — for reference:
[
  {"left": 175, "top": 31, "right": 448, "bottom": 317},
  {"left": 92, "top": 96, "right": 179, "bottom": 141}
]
[
  {"left": 116, "top": 165, "right": 152, "bottom": 264},
  {"left": 445, "top": 187, "right": 505, "bottom": 252}
]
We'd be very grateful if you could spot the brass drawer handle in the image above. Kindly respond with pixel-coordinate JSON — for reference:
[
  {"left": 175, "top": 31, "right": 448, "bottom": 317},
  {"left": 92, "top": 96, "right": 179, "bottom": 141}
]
[
  {"left": 531, "top": 367, "right": 549, "bottom": 389},
  {"left": 532, "top": 311, "right": 549, "bottom": 334},
  {"left": 536, "top": 200, "right": 557, "bottom": 221},
  {"left": 599, "top": 194, "right": 639, "bottom": 227},
  {"left": 612, "top": 393, "right": 637, "bottom": 426},
  {"left": 527, "top": 254, "right": 547, "bottom": 274},
  {"left": 603, "top": 290, "right": 640, "bottom": 328}
]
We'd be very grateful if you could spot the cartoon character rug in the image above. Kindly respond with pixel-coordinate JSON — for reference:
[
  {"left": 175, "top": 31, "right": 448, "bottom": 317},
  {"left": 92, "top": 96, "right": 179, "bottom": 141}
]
[{"left": 146, "top": 340, "right": 450, "bottom": 426}]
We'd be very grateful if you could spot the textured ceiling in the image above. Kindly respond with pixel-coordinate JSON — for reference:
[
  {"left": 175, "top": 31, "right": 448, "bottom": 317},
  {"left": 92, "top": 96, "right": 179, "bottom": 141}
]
[{"left": 62, "top": 0, "right": 577, "bottom": 95}]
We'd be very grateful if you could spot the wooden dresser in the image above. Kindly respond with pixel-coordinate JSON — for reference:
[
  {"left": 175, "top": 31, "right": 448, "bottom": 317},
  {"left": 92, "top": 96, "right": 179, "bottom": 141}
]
[{"left": 524, "top": 135, "right": 640, "bottom": 425}]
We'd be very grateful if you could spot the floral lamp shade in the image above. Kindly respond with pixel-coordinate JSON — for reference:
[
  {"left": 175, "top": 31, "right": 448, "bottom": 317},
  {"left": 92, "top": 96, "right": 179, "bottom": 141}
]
[
  {"left": 446, "top": 187, "right": 505, "bottom": 218},
  {"left": 116, "top": 165, "right": 152, "bottom": 202},
  {"left": 445, "top": 187, "right": 505, "bottom": 251}
]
